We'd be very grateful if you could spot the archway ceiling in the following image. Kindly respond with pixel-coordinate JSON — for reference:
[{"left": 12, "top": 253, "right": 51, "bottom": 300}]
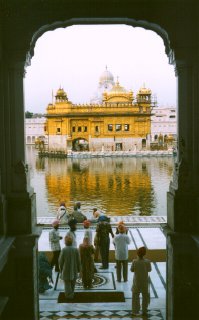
[{"left": 1, "top": 0, "right": 197, "bottom": 64}]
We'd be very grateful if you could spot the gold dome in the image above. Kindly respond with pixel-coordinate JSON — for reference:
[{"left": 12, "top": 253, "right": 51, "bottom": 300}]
[
  {"left": 55, "top": 87, "right": 68, "bottom": 101},
  {"left": 138, "top": 85, "right": 152, "bottom": 95},
  {"left": 110, "top": 80, "right": 127, "bottom": 93}
]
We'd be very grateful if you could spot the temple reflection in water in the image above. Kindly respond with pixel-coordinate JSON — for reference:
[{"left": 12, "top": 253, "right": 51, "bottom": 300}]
[{"left": 27, "top": 146, "right": 174, "bottom": 217}]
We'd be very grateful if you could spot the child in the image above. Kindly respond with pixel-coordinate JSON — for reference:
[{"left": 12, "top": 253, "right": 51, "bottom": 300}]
[{"left": 131, "top": 246, "right": 152, "bottom": 317}]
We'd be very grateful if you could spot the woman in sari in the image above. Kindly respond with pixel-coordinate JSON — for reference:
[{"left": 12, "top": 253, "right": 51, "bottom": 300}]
[{"left": 79, "top": 236, "right": 95, "bottom": 289}]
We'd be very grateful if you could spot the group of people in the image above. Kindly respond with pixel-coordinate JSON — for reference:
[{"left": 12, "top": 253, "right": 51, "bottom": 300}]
[
  {"left": 46, "top": 218, "right": 96, "bottom": 298},
  {"left": 56, "top": 201, "right": 110, "bottom": 224},
  {"left": 39, "top": 201, "right": 152, "bottom": 316}
]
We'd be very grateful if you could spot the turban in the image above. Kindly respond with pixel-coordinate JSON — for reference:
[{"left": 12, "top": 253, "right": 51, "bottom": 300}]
[
  {"left": 52, "top": 220, "right": 59, "bottom": 227},
  {"left": 118, "top": 220, "right": 125, "bottom": 225},
  {"left": 98, "top": 215, "right": 108, "bottom": 222},
  {"left": 118, "top": 224, "right": 126, "bottom": 233}
]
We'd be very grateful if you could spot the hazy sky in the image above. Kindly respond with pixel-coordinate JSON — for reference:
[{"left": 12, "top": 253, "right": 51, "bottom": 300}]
[{"left": 24, "top": 25, "right": 176, "bottom": 113}]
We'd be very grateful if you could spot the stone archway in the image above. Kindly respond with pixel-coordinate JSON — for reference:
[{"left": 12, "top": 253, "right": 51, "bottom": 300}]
[
  {"left": 72, "top": 138, "right": 89, "bottom": 151},
  {"left": 26, "top": 18, "right": 173, "bottom": 320}
]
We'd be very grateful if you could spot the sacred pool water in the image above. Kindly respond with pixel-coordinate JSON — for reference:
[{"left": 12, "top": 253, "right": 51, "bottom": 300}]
[{"left": 26, "top": 146, "right": 175, "bottom": 218}]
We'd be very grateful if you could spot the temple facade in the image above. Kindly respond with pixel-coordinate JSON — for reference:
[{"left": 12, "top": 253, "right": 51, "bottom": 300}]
[{"left": 45, "top": 70, "right": 156, "bottom": 152}]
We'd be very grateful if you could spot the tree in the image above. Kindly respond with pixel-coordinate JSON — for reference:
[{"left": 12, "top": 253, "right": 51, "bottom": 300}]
[{"left": 25, "top": 111, "right": 33, "bottom": 118}]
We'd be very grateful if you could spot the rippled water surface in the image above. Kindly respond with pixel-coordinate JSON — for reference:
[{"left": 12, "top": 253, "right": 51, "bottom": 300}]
[{"left": 26, "top": 146, "right": 174, "bottom": 218}]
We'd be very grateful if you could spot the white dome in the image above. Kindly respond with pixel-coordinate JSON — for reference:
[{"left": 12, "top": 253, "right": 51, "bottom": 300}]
[{"left": 99, "top": 68, "right": 114, "bottom": 83}]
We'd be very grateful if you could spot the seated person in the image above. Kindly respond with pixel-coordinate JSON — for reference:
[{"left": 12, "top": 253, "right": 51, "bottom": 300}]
[
  {"left": 89, "top": 208, "right": 110, "bottom": 223},
  {"left": 38, "top": 252, "right": 53, "bottom": 293},
  {"left": 70, "top": 204, "right": 87, "bottom": 223},
  {"left": 56, "top": 202, "right": 69, "bottom": 224}
]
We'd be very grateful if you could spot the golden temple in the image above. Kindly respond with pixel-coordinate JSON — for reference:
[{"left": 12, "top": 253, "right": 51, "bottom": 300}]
[{"left": 45, "top": 68, "right": 156, "bottom": 152}]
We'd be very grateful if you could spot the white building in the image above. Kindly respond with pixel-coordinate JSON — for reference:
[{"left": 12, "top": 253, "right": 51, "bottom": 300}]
[
  {"left": 151, "top": 106, "right": 177, "bottom": 144},
  {"left": 25, "top": 117, "right": 47, "bottom": 144}
]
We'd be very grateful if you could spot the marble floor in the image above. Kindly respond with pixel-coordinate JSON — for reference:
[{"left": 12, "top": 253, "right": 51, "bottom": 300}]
[
  {"left": 39, "top": 262, "right": 166, "bottom": 319},
  {"left": 39, "top": 226, "right": 166, "bottom": 320}
]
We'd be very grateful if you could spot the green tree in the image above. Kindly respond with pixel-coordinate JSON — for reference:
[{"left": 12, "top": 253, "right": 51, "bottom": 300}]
[{"left": 25, "top": 111, "right": 33, "bottom": 118}]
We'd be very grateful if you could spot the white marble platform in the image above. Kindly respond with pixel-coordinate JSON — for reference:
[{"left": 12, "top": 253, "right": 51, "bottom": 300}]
[
  {"left": 37, "top": 215, "right": 167, "bottom": 226},
  {"left": 38, "top": 226, "right": 166, "bottom": 262}
]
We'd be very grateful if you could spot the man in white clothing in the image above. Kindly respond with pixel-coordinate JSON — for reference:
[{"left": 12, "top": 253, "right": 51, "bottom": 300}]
[
  {"left": 49, "top": 220, "right": 62, "bottom": 272},
  {"left": 113, "top": 224, "right": 131, "bottom": 282}
]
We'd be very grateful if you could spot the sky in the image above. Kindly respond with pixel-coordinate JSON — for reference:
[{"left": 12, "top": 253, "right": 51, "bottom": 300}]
[{"left": 24, "top": 25, "right": 177, "bottom": 114}]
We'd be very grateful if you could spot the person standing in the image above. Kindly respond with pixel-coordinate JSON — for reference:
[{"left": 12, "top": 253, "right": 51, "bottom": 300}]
[
  {"left": 49, "top": 220, "right": 62, "bottom": 272},
  {"left": 96, "top": 215, "right": 114, "bottom": 269},
  {"left": 59, "top": 236, "right": 81, "bottom": 299},
  {"left": 115, "top": 220, "right": 128, "bottom": 235},
  {"left": 83, "top": 220, "right": 92, "bottom": 245},
  {"left": 113, "top": 224, "right": 131, "bottom": 282},
  {"left": 79, "top": 236, "right": 95, "bottom": 289},
  {"left": 131, "top": 246, "right": 152, "bottom": 317},
  {"left": 65, "top": 218, "right": 78, "bottom": 247}
]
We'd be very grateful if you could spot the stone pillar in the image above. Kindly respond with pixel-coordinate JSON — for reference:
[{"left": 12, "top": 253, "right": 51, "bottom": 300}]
[
  {"left": 0, "top": 57, "right": 39, "bottom": 320},
  {"left": 167, "top": 58, "right": 199, "bottom": 233},
  {"left": 166, "top": 57, "right": 199, "bottom": 319}
]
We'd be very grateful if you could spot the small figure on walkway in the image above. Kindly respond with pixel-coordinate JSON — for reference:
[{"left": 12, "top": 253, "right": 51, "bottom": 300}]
[
  {"left": 66, "top": 218, "right": 78, "bottom": 247},
  {"left": 49, "top": 220, "right": 62, "bottom": 272},
  {"left": 56, "top": 202, "right": 69, "bottom": 224},
  {"left": 59, "top": 236, "right": 81, "bottom": 300},
  {"left": 93, "top": 207, "right": 100, "bottom": 219},
  {"left": 113, "top": 224, "right": 131, "bottom": 282},
  {"left": 90, "top": 208, "right": 110, "bottom": 223},
  {"left": 96, "top": 215, "right": 114, "bottom": 269},
  {"left": 76, "top": 201, "right": 81, "bottom": 212},
  {"left": 83, "top": 220, "right": 92, "bottom": 245},
  {"left": 38, "top": 252, "right": 53, "bottom": 293},
  {"left": 70, "top": 204, "right": 87, "bottom": 223},
  {"left": 131, "top": 246, "right": 152, "bottom": 317},
  {"left": 79, "top": 236, "right": 95, "bottom": 289}
]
